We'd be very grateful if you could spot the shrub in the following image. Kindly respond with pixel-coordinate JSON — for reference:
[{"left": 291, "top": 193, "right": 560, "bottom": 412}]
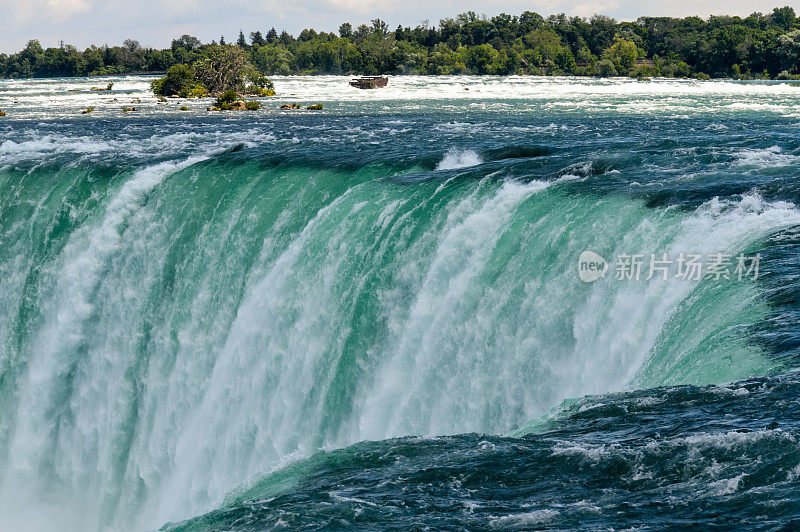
[
  {"left": 215, "top": 90, "right": 239, "bottom": 108},
  {"left": 595, "top": 59, "right": 618, "bottom": 77},
  {"left": 602, "top": 36, "right": 638, "bottom": 73},
  {"left": 244, "top": 100, "right": 262, "bottom": 110},
  {"left": 194, "top": 46, "right": 249, "bottom": 93},
  {"left": 306, "top": 103, "right": 323, "bottom": 110},
  {"left": 243, "top": 71, "right": 275, "bottom": 95},
  {"left": 630, "top": 65, "right": 655, "bottom": 79},
  {"left": 186, "top": 85, "right": 207, "bottom": 98},
  {"left": 179, "top": 106, "right": 189, "bottom": 111},
  {"left": 244, "top": 84, "right": 276, "bottom": 96},
  {"left": 151, "top": 64, "right": 203, "bottom": 97},
  {"left": 659, "top": 61, "right": 692, "bottom": 78},
  {"left": 149, "top": 47, "right": 272, "bottom": 98}
]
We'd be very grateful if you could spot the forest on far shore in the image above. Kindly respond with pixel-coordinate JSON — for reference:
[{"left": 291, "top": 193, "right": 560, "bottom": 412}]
[{"left": 2, "top": 6, "right": 800, "bottom": 80}]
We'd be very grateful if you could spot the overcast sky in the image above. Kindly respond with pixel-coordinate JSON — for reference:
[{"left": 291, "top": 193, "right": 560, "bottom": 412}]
[{"left": 1, "top": 0, "right": 798, "bottom": 53}]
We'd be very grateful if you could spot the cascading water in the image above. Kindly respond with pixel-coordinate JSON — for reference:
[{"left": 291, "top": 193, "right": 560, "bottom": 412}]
[{"left": 2, "top": 76, "right": 800, "bottom": 530}]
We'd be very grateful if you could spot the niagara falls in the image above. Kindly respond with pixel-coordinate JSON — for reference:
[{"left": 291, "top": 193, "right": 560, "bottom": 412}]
[{"left": 3, "top": 5, "right": 800, "bottom": 530}]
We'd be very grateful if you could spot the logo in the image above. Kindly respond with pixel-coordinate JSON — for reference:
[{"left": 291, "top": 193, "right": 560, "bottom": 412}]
[
  {"left": 578, "top": 250, "right": 608, "bottom": 283},
  {"left": 576, "top": 251, "right": 760, "bottom": 282}
]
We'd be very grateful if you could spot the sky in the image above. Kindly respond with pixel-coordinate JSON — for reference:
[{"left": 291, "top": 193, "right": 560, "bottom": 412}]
[{"left": 1, "top": 0, "right": 798, "bottom": 53}]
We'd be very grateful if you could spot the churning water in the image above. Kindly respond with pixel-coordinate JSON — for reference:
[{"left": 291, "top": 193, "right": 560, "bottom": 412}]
[{"left": 1, "top": 76, "right": 800, "bottom": 530}]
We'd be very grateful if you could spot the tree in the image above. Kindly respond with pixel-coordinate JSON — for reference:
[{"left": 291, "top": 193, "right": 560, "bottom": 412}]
[
  {"left": 354, "top": 24, "right": 371, "bottom": 43},
  {"left": 279, "top": 31, "right": 293, "bottom": 45},
  {"left": 771, "top": 6, "right": 796, "bottom": 29},
  {"left": 777, "top": 30, "right": 800, "bottom": 72},
  {"left": 595, "top": 58, "right": 618, "bottom": 76},
  {"left": 193, "top": 45, "right": 268, "bottom": 93},
  {"left": 171, "top": 35, "right": 201, "bottom": 52},
  {"left": 251, "top": 44, "right": 294, "bottom": 74},
  {"left": 602, "top": 35, "right": 638, "bottom": 73},
  {"left": 371, "top": 19, "right": 388, "bottom": 37},
  {"left": 464, "top": 44, "right": 500, "bottom": 73},
  {"left": 588, "top": 15, "right": 617, "bottom": 55},
  {"left": 251, "top": 31, "right": 266, "bottom": 47},
  {"left": 8, "top": 7, "right": 800, "bottom": 80},
  {"left": 123, "top": 39, "right": 141, "bottom": 53},
  {"left": 298, "top": 29, "right": 318, "bottom": 42},
  {"left": 150, "top": 63, "right": 199, "bottom": 96}
]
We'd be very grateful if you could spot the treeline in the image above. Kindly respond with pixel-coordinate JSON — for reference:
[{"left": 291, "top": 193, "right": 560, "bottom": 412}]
[{"left": 2, "top": 6, "right": 800, "bottom": 79}]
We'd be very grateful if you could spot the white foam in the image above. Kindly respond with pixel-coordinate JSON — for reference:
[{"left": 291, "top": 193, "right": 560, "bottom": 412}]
[
  {"left": 435, "top": 148, "right": 483, "bottom": 170},
  {"left": 0, "top": 129, "right": 277, "bottom": 167},
  {"left": 3, "top": 75, "right": 800, "bottom": 119},
  {"left": 489, "top": 509, "right": 560, "bottom": 527},
  {"left": 731, "top": 146, "right": 800, "bottom": 168}
]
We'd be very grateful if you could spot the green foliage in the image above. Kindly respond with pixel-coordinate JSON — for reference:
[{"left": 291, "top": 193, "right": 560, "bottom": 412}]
[
  {"left": 151, "top": 64, "right": 203, "bottom": 97},
  {"left": 307, "top": 103, "right": 323, "bottom": 110},
  {"left": 186, "top": 86, "right": 208, "bottom": 98},
  {"left": 81, "top": 106, "right": 95, "bottom": 114},
  {"left": 244, "top": 100, "right": 262, "bottom": 110},
  {"left": 194, "top": 46, "right": 249, "bottom": 93},
  {"left": 150, "top": 47, "right": 262, "bottom": 98},
  {"left": 595, "top": 59, "right": 618, "bottom": 77},
  {"left": 243, "top": 71, "right": 275, "bottom": 94},
  {"left": 179, "top": 105, "right": 189, "bottom": 110},
  {"left": 772, "top": 6, "right": 796, "bottom": 29},
  {"left": 3, "top": 7, "right": 800, "bottom": 80},
  {"left": 776, "top": 69, "right": 800, "bottom": 79},
  {"left": 777, "top": 30, "right": 800, "bottom": 73},
  {"left": 427, "top": 43, "right": 466, "bottom": 74},
  {"left": 464, "top": 44, "right": 499, "bottom": 74},
  {"left": 215, "top": 90, "right": 239, "bottom": 108},
  {"left": 602, "top": 35, "right": 638, "bottom": 74},
  {"left": 631, "top": 65, "right": 655, "bottom": 79}
]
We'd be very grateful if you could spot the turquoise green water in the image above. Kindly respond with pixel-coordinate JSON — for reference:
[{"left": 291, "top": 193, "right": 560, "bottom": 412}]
[{"left": 2, "top": 77, "right": 800, "bottom": 530}]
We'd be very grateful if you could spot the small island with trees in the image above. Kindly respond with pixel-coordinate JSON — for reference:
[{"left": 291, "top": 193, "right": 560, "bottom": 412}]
[
  {"left": 150, "top": 46, "right": 274, "bottom": 99},
  {"left": 1, "top": 6, "right": 799, "bottom": 83}
]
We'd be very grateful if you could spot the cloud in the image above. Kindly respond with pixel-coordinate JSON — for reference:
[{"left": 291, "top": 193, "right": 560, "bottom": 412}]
[
  {"left": 6, "top": 0, "right": 91, "bottom": 25},
  {"left": 47, "top": 0, "right": 92, "bottom": 20},
  {"left": 571, "top": 0, "right": 620, "bottom": 17},
  {"left": 325, "top": 0, "right": 398, "bottom": 14}
]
